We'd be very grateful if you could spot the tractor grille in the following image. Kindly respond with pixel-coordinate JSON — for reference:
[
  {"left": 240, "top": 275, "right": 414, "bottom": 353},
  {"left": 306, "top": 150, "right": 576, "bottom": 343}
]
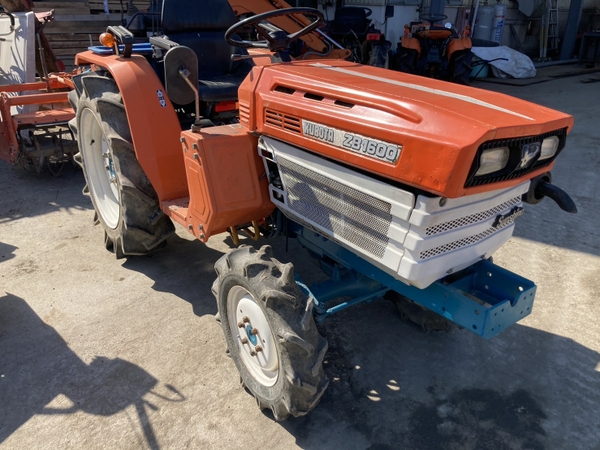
[
  {"left": 425, "top": 196, "right": 521, "bottom": 236},
  {"left": 420, "top": 214, "right": 517, "bottom": 260},
  {"left": 277, "top": 156, "right": 392, "bottom": 258},
  {"left": 265, "top": 109, "right": 301, "bottom": 133}
]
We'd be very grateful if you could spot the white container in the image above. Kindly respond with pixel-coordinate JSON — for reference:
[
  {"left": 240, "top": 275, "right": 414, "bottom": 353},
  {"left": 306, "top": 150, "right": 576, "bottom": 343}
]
[
  {"left": 491, "top": 3, "right": 507, "bottom": 44},
  {"left": 473, "top": 5, "right": 494, "bottom": 41}
]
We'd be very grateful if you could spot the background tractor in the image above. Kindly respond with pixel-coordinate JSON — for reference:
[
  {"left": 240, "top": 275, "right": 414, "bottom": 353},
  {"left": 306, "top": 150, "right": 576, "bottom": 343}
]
[
  {"left": 68, "top": 0, "right": 576, "bottom": 420},
  {"left": 391, "top": 14, "right": 473, "bottom": 84}
]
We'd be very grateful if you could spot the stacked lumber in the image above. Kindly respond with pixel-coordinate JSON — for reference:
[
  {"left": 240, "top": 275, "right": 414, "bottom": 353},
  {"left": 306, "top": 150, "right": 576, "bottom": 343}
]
[{"left": 31, "top": 1, "right": 152, "bottom": 68}]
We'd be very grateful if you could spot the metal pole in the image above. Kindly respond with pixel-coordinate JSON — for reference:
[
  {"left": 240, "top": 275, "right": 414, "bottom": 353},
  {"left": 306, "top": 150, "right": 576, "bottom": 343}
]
[{"left": 559, "top": 0, "right": 584, "bottom": 60}]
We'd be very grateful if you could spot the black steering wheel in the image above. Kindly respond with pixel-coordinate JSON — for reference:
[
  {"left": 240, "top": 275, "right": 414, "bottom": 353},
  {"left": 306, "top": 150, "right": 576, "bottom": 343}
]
[
  {"left": 419, "top": 14, "right": 448, "bottom": 25},
  {"left": 225, "top": 8, "right": 325, "bottom": 52}
]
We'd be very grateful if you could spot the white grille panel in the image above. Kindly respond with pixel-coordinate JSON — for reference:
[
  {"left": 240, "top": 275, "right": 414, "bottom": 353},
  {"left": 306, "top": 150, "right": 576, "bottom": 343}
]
[
  {"left": 278, "top": 156, "right": 392, "bottom": 258},
  {"left": 419, "top": 217, "right": 516, "bottom": 260},
  {"left": 425, "top": 197, "right": 521, "bottom": 236}
]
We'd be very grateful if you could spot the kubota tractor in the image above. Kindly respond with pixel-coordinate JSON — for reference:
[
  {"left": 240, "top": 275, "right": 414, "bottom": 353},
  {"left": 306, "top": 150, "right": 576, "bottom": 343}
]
[
  {"left": 391, "top": 14, "right": 473, "bottom": 84},
  {"left": 68, "top": 0, "right": 576, "bottom": 420}
]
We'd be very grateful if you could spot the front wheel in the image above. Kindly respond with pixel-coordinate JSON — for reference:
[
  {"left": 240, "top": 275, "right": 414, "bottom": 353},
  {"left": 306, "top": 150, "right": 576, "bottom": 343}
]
[{"left": 212, "top": 245, "right": 328, "bottom": 421}]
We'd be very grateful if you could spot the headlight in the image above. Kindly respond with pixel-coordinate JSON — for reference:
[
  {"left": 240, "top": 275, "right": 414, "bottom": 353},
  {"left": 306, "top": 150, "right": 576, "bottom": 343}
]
[
  {"left": 475, "top": 146, "right": 510, "bottom": 176},
  {"left": 539, "top": 136, "right": 559, "bottom": 160}
]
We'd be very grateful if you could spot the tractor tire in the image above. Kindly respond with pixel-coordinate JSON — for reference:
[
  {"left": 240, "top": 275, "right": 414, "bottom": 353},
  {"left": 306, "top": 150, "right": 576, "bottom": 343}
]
[
  {"left": 68, "top": 72, "right": 174, "bottom": 258},
  {"left": 212, "top": 245, "right": 328, "bottom": 421},
  {"left": 449, "top": 49, "right": 473, "bottom": 85},
  {"left": 390, "top": 45, "right": 419, "bottom": 74}
]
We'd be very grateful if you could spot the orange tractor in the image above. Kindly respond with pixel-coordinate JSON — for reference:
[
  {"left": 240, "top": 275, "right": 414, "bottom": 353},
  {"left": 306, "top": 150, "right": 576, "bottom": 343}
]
[{"left": 68, "top": 1, "right": 576, "bottom": 420}]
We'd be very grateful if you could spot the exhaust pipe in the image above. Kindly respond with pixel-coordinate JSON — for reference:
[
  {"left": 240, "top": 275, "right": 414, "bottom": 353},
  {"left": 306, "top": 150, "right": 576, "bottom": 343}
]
[{"left": 523, "top": 173, "right": 577, "bottom": 214}]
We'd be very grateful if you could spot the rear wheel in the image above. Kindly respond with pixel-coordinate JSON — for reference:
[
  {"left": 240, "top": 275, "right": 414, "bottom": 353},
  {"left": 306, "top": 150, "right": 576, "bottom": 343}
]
[
  {"left": 68, "top": 73, "right": 174, "bottom": 258},
  {"left": 449, "top": 49, "right": 473, "bottom": 85},
  {"left": 391, "top": 45, "right": 419, "bottom": 74},
  {"left": 212, "top": 245, "right": 328, "bottom": 421}
]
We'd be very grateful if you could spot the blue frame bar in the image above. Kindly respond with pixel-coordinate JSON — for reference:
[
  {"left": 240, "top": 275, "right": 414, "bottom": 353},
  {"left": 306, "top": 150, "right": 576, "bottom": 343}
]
[{"left": 290, "top": 222, "right": 536, "bottom": 339}]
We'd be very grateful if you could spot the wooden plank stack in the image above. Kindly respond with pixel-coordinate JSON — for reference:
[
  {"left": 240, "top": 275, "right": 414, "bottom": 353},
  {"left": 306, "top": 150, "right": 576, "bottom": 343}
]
[{"left": 31, "top": 0, "right": 154, "bottom": 68}]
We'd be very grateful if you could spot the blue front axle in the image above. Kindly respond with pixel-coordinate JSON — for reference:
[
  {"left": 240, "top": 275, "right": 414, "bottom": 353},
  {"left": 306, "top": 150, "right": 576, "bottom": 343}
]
[{"left": 291, "top": 222, "right": 536, "bottom": 340}]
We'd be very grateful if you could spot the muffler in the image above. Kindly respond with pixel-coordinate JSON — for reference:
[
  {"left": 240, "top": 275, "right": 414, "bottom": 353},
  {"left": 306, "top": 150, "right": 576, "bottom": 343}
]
[{"left": 523, "top": 173, "right": 577, "bottom": 213}]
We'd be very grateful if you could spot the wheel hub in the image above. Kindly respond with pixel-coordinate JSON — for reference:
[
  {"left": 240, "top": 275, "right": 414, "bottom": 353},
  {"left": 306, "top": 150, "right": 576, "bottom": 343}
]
[
  {"left": 79, "top": 108, "right": 120, "bottom": 229},
  {"left": 228, "top": 286, "right": 279, "bottom": 387}
]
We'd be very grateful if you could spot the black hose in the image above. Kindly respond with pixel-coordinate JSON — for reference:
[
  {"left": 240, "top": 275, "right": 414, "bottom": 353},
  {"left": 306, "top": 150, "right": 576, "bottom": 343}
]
[{"left": 535, "top": 180, "right": 578, "bottom": 214}]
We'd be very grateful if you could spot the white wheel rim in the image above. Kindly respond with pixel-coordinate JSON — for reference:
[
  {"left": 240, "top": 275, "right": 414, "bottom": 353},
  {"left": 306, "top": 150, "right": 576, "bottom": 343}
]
[
  {"left": 227, "top": 286, "right": 279, "bottom": 387},
  {"left": 79, "top": 108, "right": 119, "bottom": 229}
]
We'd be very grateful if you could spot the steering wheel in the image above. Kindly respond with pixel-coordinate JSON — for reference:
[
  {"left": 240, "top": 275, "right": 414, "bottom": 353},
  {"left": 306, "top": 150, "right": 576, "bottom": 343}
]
[
  {"left": 419, "top": 14, "right": 448, "bottom": 25},
  {"left": 225, "top": 8, "right": 325, "bottom": 52}
]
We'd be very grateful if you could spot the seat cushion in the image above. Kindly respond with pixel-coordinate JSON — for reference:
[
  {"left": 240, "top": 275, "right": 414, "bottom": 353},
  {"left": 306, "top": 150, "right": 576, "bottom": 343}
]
[{"left": 198, "top": 73, "right": 248, "bottom": 103}]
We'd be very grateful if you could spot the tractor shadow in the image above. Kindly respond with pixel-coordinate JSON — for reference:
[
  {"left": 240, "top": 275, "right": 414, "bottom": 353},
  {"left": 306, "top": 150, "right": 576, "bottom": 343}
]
[
  {"left": 0, "top": 163, "right": 89, "bottom": 224},
  {"left": 120, "top": 234, "right": 227, "bottom": 318},
  {"left": 120, "top": 230, "right": 318, "bottom": 319},
  {"left": 0, "top": 241, "right": 17, "bottom": 263},
  {"left": 0, "top": 293, "right": 184, "bottom": 448},
  {"left": 280, "top": 300, "right": 600, "bottom": 450}
]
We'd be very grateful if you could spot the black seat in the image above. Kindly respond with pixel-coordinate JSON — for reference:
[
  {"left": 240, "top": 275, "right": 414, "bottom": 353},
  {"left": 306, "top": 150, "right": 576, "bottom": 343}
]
[
  {"left": 331, "top": 7, "right": 371, "bottom": 42},
  {"left": 161, "top": 0, "right": 251, "bottom": 103}
]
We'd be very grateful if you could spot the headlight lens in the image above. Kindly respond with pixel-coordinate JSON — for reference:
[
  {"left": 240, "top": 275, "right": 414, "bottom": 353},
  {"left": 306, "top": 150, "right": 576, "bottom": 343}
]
[
  {"left": 539, "top": 136, "right": 559, "bottom": 160},
  {"left": 475, "top": 146, "right": 510, "bottom": 176}
]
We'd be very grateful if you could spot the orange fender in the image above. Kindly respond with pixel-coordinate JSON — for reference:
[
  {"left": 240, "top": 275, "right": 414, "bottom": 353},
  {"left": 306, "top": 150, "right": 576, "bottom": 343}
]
[
  {"left": 401, "top": 36, "right": 421, "bottom": 56},
  {"left": 447, "top": 37, "right": 473, "bottom": 61},
  {"left": 75, "top": 51, "right": 188, "bottom": 203}
]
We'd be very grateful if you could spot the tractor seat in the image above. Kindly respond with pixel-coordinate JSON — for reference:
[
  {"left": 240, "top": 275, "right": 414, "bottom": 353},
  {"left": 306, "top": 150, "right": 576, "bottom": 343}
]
[
  {"left": 415, "top": 27, "right": 453, "bottom": 40},
  {"left": 160, "top": 0, "right": 252, "bottom": 104}
]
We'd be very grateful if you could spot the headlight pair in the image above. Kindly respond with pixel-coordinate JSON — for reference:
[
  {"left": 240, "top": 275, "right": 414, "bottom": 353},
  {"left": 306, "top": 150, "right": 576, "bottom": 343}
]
[{"left": 474, "top": 135, "right": 560, "bottom": 176}]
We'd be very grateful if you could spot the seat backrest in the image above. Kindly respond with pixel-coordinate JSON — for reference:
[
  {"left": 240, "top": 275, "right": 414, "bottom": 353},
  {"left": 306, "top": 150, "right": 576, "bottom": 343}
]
[
  {"left": 332, "top": 7, "right": 370, "bottom": 38},
  {"left": 161, "top": 0, "right": 239, "bottom": 78}
]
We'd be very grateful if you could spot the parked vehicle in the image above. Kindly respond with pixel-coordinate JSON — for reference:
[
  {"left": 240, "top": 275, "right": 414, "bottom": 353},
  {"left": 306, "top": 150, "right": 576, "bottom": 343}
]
[{"left": 68, "top": 1, "right": 576, "bottom": 420}]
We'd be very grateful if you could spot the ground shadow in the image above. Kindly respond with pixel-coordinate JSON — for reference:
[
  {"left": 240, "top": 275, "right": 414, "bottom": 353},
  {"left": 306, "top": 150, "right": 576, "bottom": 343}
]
[
  {"left": 0, "top": 163, "right": 89, "bottom": 224},
  {"left": 119, "top": 233, "right": 600, "bottom": 449},
  {"left": 0, "top": 241, "right": 17, "bottom": 263},
  {"left": 121, "top": 234, "right": 227, "bottom": 318},
  {"left": 0, "top": 293, "right": 184, "bottom": 448},
  {"left": 277, "top": 300, "right": 600, "bottom": 450}
]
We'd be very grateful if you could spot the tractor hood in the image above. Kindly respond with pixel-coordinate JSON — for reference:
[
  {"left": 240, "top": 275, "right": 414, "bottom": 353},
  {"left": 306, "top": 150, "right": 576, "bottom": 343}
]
[{"left": 239, "top": 60, "right": 573, "bottom": 197}]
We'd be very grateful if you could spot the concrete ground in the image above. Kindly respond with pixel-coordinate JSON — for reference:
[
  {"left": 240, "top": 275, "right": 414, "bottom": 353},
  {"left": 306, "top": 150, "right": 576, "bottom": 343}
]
[{"left": 1, "top": 73, "right": 599, "bottom": 450}]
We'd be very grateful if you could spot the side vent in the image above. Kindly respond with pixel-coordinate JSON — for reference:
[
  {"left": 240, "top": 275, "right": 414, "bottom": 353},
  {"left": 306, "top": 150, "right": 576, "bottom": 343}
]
[
  {"left": 265, "top": 109, "right": 301, "bottom": 134},
  {"left": 239, "top": 101, "right": 250, "bottom": 126},
  {"left": 274, "top": 85, "right": 295, "bottom": 95}
]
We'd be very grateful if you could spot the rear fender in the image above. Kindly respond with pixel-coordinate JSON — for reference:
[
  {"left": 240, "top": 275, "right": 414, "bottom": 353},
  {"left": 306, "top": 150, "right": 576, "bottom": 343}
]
[
  {"left": 447, "top": 37, "right": 472, "bottom": 61},
  {"left": 75, "top": 51, "right": 188, "bottom": 202},
  {"left": 401, "top": 36, "right": 421, "bottom": 55}
]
